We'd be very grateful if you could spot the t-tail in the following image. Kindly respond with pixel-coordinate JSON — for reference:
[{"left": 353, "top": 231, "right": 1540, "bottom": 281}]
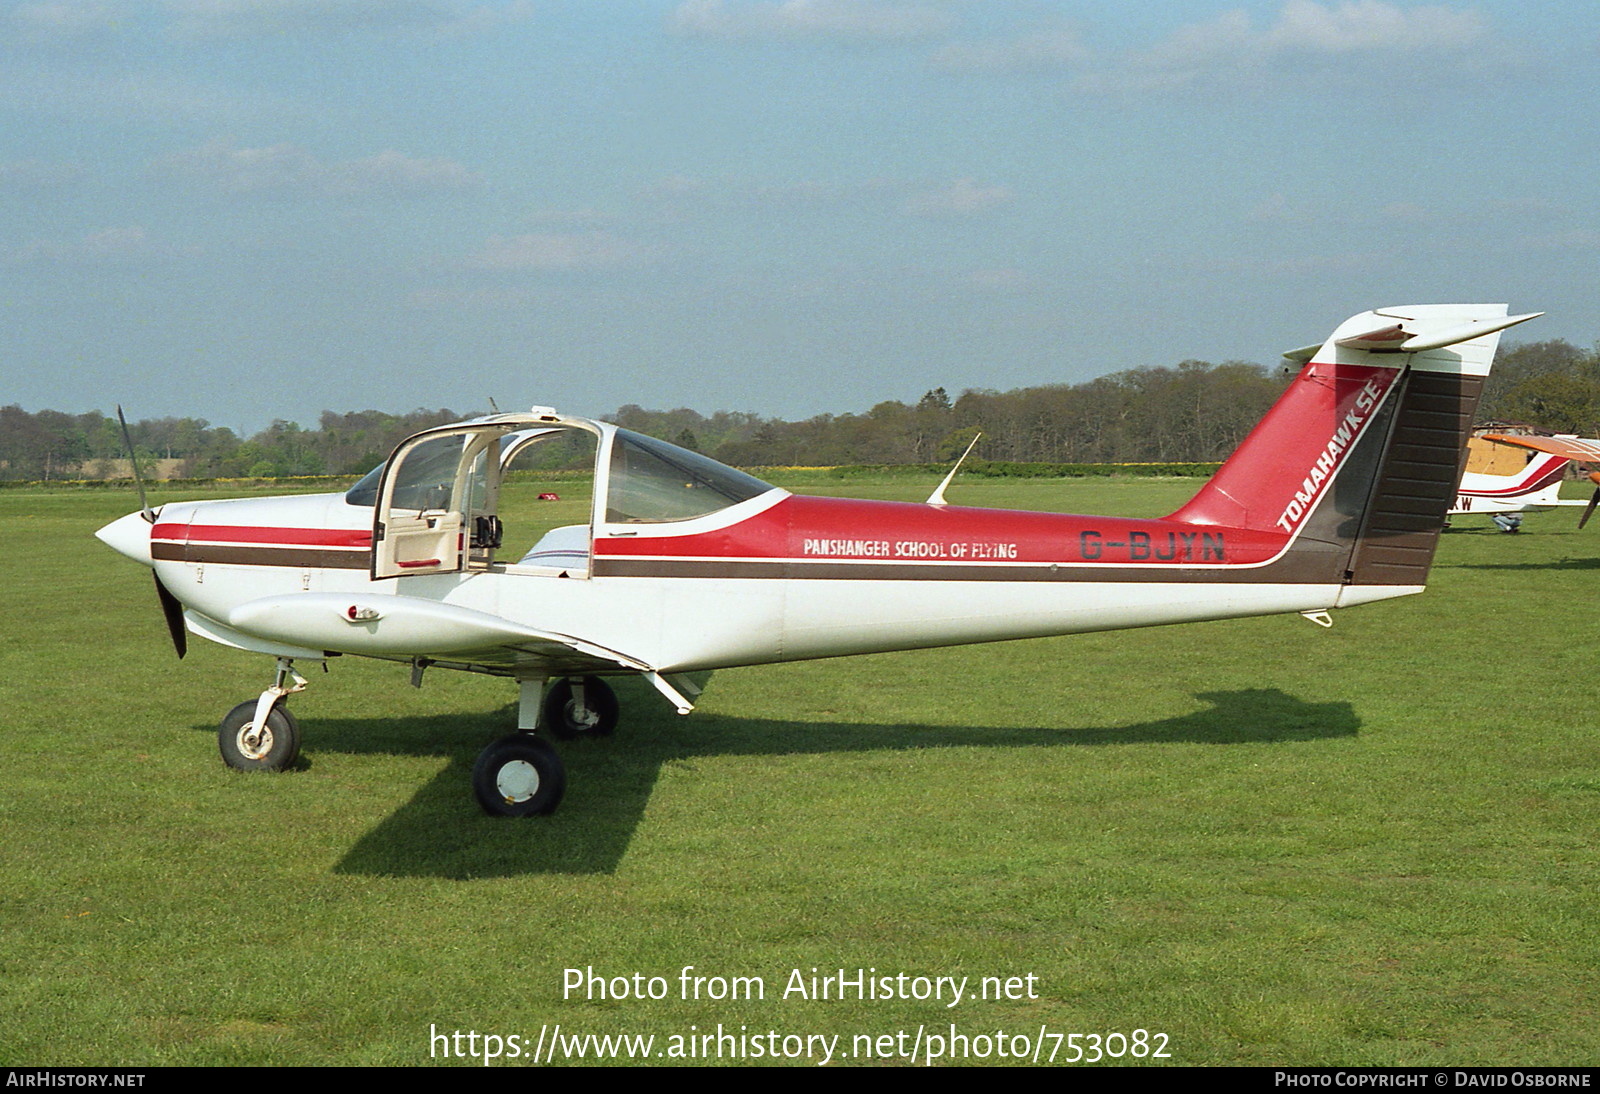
[{"left": 1168, "top": 304, "right": 1541, "bottom": 602}]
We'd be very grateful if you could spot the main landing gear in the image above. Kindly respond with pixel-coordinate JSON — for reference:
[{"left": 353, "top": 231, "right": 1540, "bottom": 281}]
[
  {"left": 471, "top": 733, "right": 567, "bottom": 817},
  {"left": 470, "top": 676, "right": 618, "bottom": 817}
]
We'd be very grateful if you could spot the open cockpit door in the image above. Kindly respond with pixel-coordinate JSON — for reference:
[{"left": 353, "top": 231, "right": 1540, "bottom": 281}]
[{"left": 371, "top": 424, "right": 514, "bottom": 580}]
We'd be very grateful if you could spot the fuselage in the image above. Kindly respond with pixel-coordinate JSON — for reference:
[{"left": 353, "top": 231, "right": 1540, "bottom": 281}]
[{"left": 102, "top": 485, "right": 1382, "bottom": 678}]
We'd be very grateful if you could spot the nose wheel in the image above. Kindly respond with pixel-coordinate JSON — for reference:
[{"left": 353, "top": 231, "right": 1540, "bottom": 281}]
[
  {"left": 218, "top": 657, "right": 307, "bottom": 772},
  {"left": 472, "top": 734, "right": 567, "bottom": 816},
  {"left": 218, "top": 701, "right": 301, "bottom": 772}
]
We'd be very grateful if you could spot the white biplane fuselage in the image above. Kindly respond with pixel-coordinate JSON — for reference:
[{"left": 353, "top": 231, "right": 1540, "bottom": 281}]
[
  {"left": 1450, "top": 450, "right": 1576, "bottom": 532},
  {"left": 97, "top": 304, "right": 1540, "bottom": 815}
]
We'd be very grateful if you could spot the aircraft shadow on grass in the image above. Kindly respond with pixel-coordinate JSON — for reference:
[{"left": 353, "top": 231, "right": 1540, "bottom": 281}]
[
  {"left": 1444, "top": 556, "right": 1600, "bottom": 572},
  {"left": 199, "top": 686, "right": 1358, "bottom": 879}
]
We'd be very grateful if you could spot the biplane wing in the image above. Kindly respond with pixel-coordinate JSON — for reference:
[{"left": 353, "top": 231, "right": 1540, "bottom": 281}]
[{"left": 1481, "top": 434, "right": 1600, "bottom": 463}]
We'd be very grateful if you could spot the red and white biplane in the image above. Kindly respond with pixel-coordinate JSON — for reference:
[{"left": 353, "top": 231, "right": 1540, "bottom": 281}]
[
  {"left": 1475, "top": 432, "right": 1600, "bottom": 530},
  {"left": 98, "top": 303, "right": 1538, "bottom": 815}
]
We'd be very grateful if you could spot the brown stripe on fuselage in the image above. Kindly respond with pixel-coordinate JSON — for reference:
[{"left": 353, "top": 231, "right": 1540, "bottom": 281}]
[
  {"left": 591, "top": 557, "right": 1333, "bottom": 583},
  {"left": 153, "top": 541, "right": 369, "bottom": 569}
]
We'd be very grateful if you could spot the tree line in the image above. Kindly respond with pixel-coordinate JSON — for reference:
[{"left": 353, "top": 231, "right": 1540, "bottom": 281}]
[{"left": 4, "top": 339, "right": 1596, "bottom": 481}]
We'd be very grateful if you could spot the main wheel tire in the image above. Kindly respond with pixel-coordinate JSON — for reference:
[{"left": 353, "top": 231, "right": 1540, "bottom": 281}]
[
  {"left": 542, "top": 676, "right": 619, "bottom": 739},
  {"left": 472, "top": 733, "right": 567, "bottom": 817},
  {"left": 218, "top": 700, "right": 301, "bottom": 772}
]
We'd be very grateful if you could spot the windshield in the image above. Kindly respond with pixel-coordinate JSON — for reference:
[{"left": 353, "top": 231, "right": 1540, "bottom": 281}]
[
  {"left": 606, "top": 430, "right": 773, "bottom": 523},
  {"left": 345, "top": 464, "right": 383, "bottom": 506}
]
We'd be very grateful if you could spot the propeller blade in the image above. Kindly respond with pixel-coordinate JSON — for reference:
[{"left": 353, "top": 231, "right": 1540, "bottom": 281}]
[
  {"left": 153, "top": 572, "right": 187, "bottom": 659},
  {"left": 1580, "top": 489, "right": 1600, "bottom": 531},
  {"left": 115, "top": 405, "right": 154, "bottom": 523}
]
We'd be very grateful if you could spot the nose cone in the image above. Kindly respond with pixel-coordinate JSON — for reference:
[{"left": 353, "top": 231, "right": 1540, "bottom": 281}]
[{"left": 96, "top": 510, "right": 155, "bottom": 566}]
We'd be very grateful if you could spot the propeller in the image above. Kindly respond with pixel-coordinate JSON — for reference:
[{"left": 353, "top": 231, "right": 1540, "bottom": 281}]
[
  {"left": 116, "top": 406, "right": 185, "bottom": 657},
  {"left": 154, "top": 572, "right": 188, "bottom": 659},
  {"left": 1580, "top": 471, "right": 1600, "bottom": 531},
  {"left": 115, "top": 405, "right": 155, "bottom": 523}
]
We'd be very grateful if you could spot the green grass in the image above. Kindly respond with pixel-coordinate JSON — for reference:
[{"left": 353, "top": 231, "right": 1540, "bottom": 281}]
[{"left": 3, "top": 479, "right": 1598, "bottom": 1066}]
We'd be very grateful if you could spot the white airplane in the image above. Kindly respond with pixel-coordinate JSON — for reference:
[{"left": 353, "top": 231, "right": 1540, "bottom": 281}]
[
  {"left": 1450, "top": 445, "right": 1578, "bottom": 532},
  {"left": 98, "top": 303, "right": 1539, "bottom": 817}
]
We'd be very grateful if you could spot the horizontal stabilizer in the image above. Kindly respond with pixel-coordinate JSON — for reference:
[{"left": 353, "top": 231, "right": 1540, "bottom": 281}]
[
  {"left": 1283, "top": 309, "right": 1541, "bottom": 362},
  {"left": 1389, "top": 311, "right": 1543, "bottom": 353}
]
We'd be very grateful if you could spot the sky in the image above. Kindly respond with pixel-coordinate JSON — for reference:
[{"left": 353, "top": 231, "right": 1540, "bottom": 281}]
[{"left": 2, "top": 0, "right": 1597, "bottom": 436}]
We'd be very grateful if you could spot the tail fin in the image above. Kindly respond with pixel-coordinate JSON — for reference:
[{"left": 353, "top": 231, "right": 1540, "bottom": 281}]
[{"left": 1170, "top": 304, "right": 1540, "bottom": 592}]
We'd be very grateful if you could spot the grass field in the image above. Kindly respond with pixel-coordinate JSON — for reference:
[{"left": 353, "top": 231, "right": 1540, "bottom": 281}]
[{"left": 3, "top": 475, "right": 1598, "bottom": 1067}]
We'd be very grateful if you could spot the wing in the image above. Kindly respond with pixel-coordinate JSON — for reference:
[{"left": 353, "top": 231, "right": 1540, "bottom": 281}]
[
  {"left": 194, "top": 593, "right": 652, "bottom": 678},
  {"left": 1481, "top": 434, "right": 1600, "bottom": 464}
]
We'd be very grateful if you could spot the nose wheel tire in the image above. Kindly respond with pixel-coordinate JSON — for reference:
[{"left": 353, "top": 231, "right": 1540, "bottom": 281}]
[
  {"left": 542, "top": 676, "right": 619, "bottom": 739},
  {"left": 473, "top": 733, "right": 567, "bottom": 817},
  {"left": 218, "top": 701, "right": 301, "bottom": 772}
]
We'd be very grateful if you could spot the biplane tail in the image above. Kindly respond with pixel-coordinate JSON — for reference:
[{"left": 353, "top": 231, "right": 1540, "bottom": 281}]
[
  {"left": 1455, "top": 450, "right": 1571, "bottom": 512},
  {"left": 1168, "top": 304, "right": 1541, "bottom": 591}
]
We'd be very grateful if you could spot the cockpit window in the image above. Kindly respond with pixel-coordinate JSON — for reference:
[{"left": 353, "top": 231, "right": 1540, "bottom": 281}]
[
  {"left": 605, "top": 430, "right": 773, "bottom": 523},
  {"left": 345, "top": 433, "right": 481, "bottom": 512}
]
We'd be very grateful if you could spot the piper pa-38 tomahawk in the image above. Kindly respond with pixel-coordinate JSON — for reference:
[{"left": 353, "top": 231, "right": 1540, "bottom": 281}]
[{"left": 98, "top": 303, "right": 1539, "bottom": 816}]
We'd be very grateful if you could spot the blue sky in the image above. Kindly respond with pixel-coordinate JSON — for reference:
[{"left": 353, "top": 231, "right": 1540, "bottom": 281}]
[{"left": 3, "top": 0, "right": 1596, "bottom": 435}]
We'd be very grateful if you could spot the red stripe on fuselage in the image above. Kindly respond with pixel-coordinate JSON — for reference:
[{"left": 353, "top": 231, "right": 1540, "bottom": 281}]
[
  {"left": 595, "top": 495, "right": 1290, "bottom": 568},
  {"left": 1459, "top": 455, "right": 1569, "bottom": 498},
  {"left": 151, "top": 522, "right": 371, "bottom": 549}
]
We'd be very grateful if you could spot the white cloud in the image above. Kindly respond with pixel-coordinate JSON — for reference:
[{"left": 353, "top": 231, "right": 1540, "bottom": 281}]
[
  {"left": 4, "top": 225, "right": 197, "bottom": 265},
  {"left": 463, "top": 232, "right": 651, "bottom": 271},
  {"left": 1378, "top": 201, "right": 1432, "bottom": 222},
  {"left": 903, "top": 177, "right": 1013, "bottom": 217},
  {"left": 1250, "top": 193, "right": 1289, "bottom": 221},
  {"left": 159, "top": 140, "right": 482, "bottom": 196},
  {"left": 1117, "top": 1, "right": 1489, "bottom": 89},
  {"left": 930, "top": 26, "right": 1089, "bottom": 73},
  {"left": 1510, "top": 229, "right": 1600, "bottom": 252},
  {"left": 670, "top": 0, "right": 954, "bottom": 42},
  {"left": 1260, "top": 0, "right": 1483, "bottom": 52},
  {"left": 163, "top": 0, "right": 534, "bottom": 39},
  {"left": 0, "top": 158, "right": 84, "bottom": 188},
  {"left": 10, "top": 2, "right": 125, "bottom": 41},
  {"left": 964, "top": 266, "right": 1030, "bottom": 291},
  {"left": 936, "top": 3, "right": 1492, "bottom": 93},
  {"left": 0, "top": 67, "right": 267, "bottom": 123}
]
